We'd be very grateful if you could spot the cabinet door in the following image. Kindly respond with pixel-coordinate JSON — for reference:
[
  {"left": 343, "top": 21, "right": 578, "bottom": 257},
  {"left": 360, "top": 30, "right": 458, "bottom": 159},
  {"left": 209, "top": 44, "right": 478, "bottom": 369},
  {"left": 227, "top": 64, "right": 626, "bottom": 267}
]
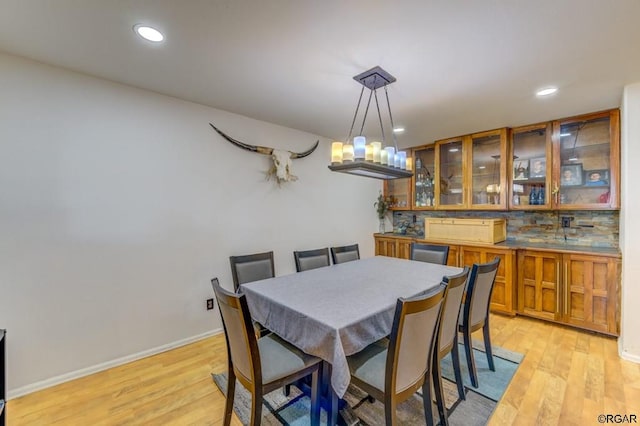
[
  {"left": 447, "top": 245, "right": 460, "bottom": 267},
  {"left": 435, "top": 136, "right": 467, "bottom": 209},
  {"left": 510, "top": 123, "right": 552, "bottom": 209},
  {"left": 397, "top": 239, "right": 412, "bottom": 259},
  {"left": 460, "top": 246, "right": 515, "bottom": 315},
  {"left": 517, "top": 250, "right": 562, "bottom": 321},
  {"left": 470, "top": 129, "right": 508, "bottom": 210},
  {"left": 563, "top": 254, "right": 620, "bottom": 335},
  {"left": 552, "top": 109, "right": 620, "bottom": 209},
  {"left": 412, "top": 144, "right": 436, "bottom": 209},
  {"left": 383, "top": 176, "right": 412, "bottom": 210},
  {"left": 374, "top": 236, "right": 397, "bottom": 257}
]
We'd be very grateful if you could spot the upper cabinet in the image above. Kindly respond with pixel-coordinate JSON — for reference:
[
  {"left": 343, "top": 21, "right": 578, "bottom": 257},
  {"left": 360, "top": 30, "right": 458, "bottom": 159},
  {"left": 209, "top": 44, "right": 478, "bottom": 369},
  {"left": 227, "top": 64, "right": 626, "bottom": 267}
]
[
  {"left": 383, "top": 109, "right": 619, "bottom": 212},
  {"left": 552, "top": 109, "right": 620, "bottom": 210},
  {"left": 435, "top": 128, "right": 508, "bottom": 210},
  {"left": 412, "top": 144, "right": 436, "bottom": 209},
  {"left": 509, "top": 123, "right": 553, "bottom": 209},
  {"left": 383, "top": 148, "right": 412, "bottom": 210},
  {"left": 469, "top": 129, "right": 508, "bottom": 210}
]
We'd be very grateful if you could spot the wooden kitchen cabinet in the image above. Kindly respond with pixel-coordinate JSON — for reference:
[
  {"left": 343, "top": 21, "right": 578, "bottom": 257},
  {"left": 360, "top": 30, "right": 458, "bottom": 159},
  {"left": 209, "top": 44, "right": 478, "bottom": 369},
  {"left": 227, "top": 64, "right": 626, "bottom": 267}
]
[
  {"left": 434, "top": 128, "right": 509, "bottom": 210},
  {"left": 509, "top": 122, "right": 552, "bottom": 209},
  {"left": 458, "top": 245, "right": 516, "bottom": 315},
  {"left": 383, "top": 148, "right": 413, "bottom": 210},
  {"left": 518, "top": 249, "right": 620, "bottom": 335},
  {"left": 564, "top": 253, "right": 620, "bottom": 335},
  {"left": 374, "top": 234, "right": 413, "bottom": 259},
  {"left": 517, "top": 250, "right": 562, "bottom": 321},
  {"left": 552, "top": 109, "right": 620, "bottom": 210}
]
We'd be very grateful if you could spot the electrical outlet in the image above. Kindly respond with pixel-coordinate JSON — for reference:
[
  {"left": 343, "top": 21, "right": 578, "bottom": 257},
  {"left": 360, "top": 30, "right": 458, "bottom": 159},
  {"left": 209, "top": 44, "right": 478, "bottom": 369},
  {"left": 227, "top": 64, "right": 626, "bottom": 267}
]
[
  {"left": 561, "top": 216, "right": 572, "bottom": 228},
  {"left": 206, "top": 298, "right": 215, "bottom": 310}
]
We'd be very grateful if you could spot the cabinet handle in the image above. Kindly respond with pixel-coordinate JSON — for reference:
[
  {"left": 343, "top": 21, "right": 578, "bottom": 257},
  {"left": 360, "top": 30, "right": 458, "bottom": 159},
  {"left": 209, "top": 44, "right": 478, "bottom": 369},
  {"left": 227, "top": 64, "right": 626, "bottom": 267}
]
[
  {"left": 556, "top": 262, "right": 561, "bottom": 313},
  {"left": 564, "top": 262, "right": 569, "bottom": 314},
  {"left": 552, "top": 183, "right": 559, "bottom": 205}
]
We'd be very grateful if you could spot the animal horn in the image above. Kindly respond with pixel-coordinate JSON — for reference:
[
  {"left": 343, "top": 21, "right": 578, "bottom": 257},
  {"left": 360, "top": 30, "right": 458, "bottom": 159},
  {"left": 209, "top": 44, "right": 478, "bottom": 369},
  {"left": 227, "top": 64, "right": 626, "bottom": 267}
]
[
  {"left": 289, "top": 140, "right": 320, "bottom": 159},
  {"left": 209, "top": 123, "right": 273, "bottom": 155}
]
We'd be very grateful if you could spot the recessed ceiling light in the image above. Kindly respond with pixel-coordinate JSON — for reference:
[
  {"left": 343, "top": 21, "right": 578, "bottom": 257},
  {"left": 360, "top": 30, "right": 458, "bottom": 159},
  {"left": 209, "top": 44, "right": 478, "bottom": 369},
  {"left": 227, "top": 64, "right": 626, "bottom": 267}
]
[
  {"left": 393, "top": 127, "right": 405, "bottom": 133},
  {"left": 536, "top": 87, "right": 558, "bottom": 97},
  {"left": 133, "top": 24, "right": 164, "bottom": 42}
]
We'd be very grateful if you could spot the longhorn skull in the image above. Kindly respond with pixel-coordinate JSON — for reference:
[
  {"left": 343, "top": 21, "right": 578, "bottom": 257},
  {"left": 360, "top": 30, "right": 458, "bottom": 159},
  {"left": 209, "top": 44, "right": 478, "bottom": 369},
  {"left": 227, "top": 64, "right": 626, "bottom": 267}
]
[{"left": 209, "top": 123, "right": 319, "bottom": 185}]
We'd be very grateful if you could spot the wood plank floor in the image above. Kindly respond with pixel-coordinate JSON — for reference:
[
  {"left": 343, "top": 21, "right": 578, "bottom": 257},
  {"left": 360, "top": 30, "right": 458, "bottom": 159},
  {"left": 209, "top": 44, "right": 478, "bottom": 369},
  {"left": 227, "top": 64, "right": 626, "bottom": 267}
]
[{"left": 7, "top": 314, "right": 640, "bottom": 425}]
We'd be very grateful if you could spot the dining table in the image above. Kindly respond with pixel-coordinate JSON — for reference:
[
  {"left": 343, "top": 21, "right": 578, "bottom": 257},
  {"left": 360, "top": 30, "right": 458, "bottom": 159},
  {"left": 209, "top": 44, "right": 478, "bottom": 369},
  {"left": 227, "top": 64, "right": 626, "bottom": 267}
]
[{"left": 240, "top": 255, "right": 462, "bottom": 423}]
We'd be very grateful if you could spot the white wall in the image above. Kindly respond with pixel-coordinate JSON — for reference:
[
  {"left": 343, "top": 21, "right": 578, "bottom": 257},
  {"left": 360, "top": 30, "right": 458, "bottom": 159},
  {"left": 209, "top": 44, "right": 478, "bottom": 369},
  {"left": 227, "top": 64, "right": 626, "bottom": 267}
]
[
  {"left": 0, "top": 53, "right": 381, "bottom": 396},
  {"left": 620, "top": 82, "right": 640, "bottom": 362}
]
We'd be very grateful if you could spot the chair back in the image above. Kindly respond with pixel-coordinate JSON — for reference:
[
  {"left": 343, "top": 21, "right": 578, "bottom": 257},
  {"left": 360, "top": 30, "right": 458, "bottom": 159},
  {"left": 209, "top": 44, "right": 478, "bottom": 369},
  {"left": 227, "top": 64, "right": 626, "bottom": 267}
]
[
  {"left": 330, "top": 244, "right": 360, "bottom": 264},
  {"left": 462, "top": 257, "right": 500, "bottom": 329},
  {"left": 229, "top": 251, "right": 275, "bottom": 291},
  {"left": 437, "top": 267, "right": 470, "bottom": 355},
  {"left": 211, "top": 278, "right": 261, "bottom": 389},
  {"left": 386, "top": 285, "right": 446, "bottom": 398},
  {"left": 294, "top": 248, "right": 331, "bottom": 272},
  {"left": 410, "top": 242, "right": 450, "bottom": 265}
]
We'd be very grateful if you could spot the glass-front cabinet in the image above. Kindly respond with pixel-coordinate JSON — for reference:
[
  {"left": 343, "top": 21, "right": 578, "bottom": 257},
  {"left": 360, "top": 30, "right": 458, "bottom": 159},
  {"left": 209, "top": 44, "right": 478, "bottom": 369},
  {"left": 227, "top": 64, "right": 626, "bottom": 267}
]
[
  {"left": 435, "top": 129, "right": 508, "bottom": 210},
  {"left": 412, "top": 144, "right": 436, "bottom": 209},
  {"left": 435, "top": 137, "right": 465, "bottom": 209},
  {"left": 383, "top": 148, "right": 412, "bottom": 210},
  {"left": 552, "top": 109, "right": 620, "bottom": 210},
  {"left": 470, "top": 129, "right": 508, "bottom": 210},
  {"left": 509, "top": 123, "right": 552, "bottom": 209}
]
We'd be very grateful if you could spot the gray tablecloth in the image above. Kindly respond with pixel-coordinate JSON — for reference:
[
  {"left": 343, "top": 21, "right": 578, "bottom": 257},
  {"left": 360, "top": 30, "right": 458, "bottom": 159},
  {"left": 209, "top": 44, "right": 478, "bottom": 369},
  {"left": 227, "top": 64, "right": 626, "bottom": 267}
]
[{"left": 241, "top": 256, "right": 462, "bottom": 398}]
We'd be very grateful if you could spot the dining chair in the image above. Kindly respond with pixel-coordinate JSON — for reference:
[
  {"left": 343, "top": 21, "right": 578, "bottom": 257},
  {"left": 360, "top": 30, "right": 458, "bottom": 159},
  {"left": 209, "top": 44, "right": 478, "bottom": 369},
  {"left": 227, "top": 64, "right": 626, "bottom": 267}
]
[
  {"left": 330, "top": 244, "right": 360, "bottom": 264},
  {"left": 458, "top": 257, "right": 501, "bottom": 388},
  {"left": 229, "top": 251, "right": 275, "bottom": 292},
  {"left": 293, "top": 247, "right": 331, "bottom": 272},
  {"left": 432, "top": 267, "right": 470, "bottom": 426},
  {"left": 346, "top": 285, "right": 446, "bottom": 426},
  {"left": 211, "top": 278, "right": 321, "bottom": 426},
  {"left": 410, "top": 242, "right": 450, "bottom": 265}
]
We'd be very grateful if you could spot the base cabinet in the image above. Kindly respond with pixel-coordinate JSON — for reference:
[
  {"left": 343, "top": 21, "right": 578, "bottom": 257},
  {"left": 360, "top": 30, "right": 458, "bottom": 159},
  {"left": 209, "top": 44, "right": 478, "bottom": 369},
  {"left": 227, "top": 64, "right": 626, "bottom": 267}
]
[
  {"left": 374, "top": 235, "right": 412, "bottom": 259},
  {"left": 517, "top": 250, "right": 620, "bottom": 335},
  {"left": 564, "top": 254, "right": 620, "bottom": 335},
  {"left": 458, "top": 245, "right": 516, "bottom": 316},
  {"left": 517, "top": 250, "right": 562, "bottom": 321},
  {"left": 375, "top": 235, "right": 619, "bottom": 334}
]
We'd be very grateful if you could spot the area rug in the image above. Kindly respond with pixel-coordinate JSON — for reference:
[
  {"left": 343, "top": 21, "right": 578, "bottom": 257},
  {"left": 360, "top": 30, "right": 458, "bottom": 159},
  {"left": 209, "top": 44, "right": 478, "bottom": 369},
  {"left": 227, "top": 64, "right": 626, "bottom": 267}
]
[{"left": 212, "top": 342, "right": 523, "bottom": 425}]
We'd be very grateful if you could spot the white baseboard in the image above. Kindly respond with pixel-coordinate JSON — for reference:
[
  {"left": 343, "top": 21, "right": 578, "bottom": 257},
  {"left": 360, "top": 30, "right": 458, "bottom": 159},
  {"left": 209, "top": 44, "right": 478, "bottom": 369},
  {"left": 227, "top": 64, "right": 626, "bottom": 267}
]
[
  {"left": 8, "top": 328, "right": 223, "bottom": 400},
  {"left": 618, "top": 339, "right": 640, "bottom": 364}
]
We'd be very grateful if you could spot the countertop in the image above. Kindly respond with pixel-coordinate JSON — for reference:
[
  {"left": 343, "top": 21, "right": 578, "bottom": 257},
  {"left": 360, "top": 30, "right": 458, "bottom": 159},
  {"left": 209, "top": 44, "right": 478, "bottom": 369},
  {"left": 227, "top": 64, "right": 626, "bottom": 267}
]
[{"left": 374, "top": 233, "right": 621, "bottom": 257}]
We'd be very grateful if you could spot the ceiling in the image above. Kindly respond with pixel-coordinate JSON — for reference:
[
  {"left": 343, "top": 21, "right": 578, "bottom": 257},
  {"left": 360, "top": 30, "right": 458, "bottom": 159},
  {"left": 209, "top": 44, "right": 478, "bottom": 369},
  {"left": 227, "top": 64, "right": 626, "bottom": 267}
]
[{"left": 1, "top": 0, "right": 639, "bottom": 148}]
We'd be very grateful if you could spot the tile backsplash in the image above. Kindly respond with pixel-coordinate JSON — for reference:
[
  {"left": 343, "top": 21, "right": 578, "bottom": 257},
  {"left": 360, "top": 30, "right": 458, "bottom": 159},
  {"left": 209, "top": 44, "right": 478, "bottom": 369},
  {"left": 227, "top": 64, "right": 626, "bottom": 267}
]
[{"left": 393, "top": 210, "right": 619, "bottom": 248}]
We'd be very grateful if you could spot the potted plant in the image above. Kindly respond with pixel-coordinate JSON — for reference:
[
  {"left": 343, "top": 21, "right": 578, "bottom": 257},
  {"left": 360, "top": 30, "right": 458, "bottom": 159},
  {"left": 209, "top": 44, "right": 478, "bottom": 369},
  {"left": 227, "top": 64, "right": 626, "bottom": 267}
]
[{"left": 374, "top": 191, "right": 391, "bottom": 233}]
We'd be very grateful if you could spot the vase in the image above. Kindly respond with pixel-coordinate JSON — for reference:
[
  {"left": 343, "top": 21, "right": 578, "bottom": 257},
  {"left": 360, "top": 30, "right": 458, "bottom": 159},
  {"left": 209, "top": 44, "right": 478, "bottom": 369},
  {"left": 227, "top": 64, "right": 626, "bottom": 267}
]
[{"left": 379, "top": 219, "right": 385, "bottom": 234}]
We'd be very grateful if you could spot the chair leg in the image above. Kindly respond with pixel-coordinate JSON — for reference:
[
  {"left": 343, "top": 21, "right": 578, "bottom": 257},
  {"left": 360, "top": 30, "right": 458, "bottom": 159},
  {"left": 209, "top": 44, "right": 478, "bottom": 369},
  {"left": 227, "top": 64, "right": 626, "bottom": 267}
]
[
  {"left": 483, "top": 321, "right": 495, "bottom": 371},
  {"left": 462, "top": 328, "right": 479, "bottom": 388},
  {"left": 422, "top": 376, "right": 435, "bottom": 426},
  {"left": 384, "top": 396, "right": 397, "bottom": 426},
  {"left": 249, "top": 390, "right": 263, "bottom": 426},
  {"left": 283, "top": 384, "right": 291, "bottom": 396},
  {"left": 310, "top": 368, "right": 320, "bottom": 426},
  {"left": 432, "top": 355, "right": 448, "bottom": 426},
  {"left": 451, "top": 341, "right": 466, "bottom": 401},
  {"left": 328, "top": 386, "right": 339, "bottom": 426},
  {"left": 223, "top": 370, "right": 236, "bottom": 426}
]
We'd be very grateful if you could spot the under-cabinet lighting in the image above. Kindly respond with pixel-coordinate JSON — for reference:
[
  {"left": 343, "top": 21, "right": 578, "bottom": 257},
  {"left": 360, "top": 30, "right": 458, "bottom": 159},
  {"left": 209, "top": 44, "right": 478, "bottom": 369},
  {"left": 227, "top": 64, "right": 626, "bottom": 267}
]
[{"left": 393, "top": 127, "right": 405, "bottom": 133}]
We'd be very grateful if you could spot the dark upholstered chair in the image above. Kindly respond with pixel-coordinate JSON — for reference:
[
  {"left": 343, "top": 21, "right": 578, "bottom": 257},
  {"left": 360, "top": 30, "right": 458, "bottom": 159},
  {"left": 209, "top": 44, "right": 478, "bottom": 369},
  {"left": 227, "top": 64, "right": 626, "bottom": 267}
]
[
  {"left": 211, "top": 278, "right": 321, "bottom": 426},
  {"left": 229, "top": 251, "right": 275, "bottom": 292},
  {"left": 330, "top": 244, "right": 360, "bottom": 265},
  {"left": 432, "top": 267, "right": 470, "bottom": 426},
  {"left": 294, "top": 247, "right": 331, "bottom": 272},
  {"left": 458, "top": 257, "right": 501, "bottom": 388},
  {"left": 410, "top": 242, "right": 450, "bottom": 265},
  {"left": 346, "top": 286, "right": 446, "bottom": 426}
]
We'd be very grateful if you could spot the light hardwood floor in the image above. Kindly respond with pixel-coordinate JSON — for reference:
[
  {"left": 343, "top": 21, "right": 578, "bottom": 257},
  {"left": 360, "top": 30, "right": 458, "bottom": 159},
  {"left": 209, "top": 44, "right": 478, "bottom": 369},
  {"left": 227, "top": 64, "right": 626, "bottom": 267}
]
[{"left": 7, "top": 314, "right": 640, "bottom": 425}]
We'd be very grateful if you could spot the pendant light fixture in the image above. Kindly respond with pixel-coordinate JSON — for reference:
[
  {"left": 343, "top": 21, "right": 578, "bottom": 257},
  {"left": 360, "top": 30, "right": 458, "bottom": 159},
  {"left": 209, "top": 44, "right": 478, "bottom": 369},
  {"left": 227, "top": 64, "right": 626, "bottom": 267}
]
[{"left": 328, "top": 66, "right": 413, "bottom": 180}]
